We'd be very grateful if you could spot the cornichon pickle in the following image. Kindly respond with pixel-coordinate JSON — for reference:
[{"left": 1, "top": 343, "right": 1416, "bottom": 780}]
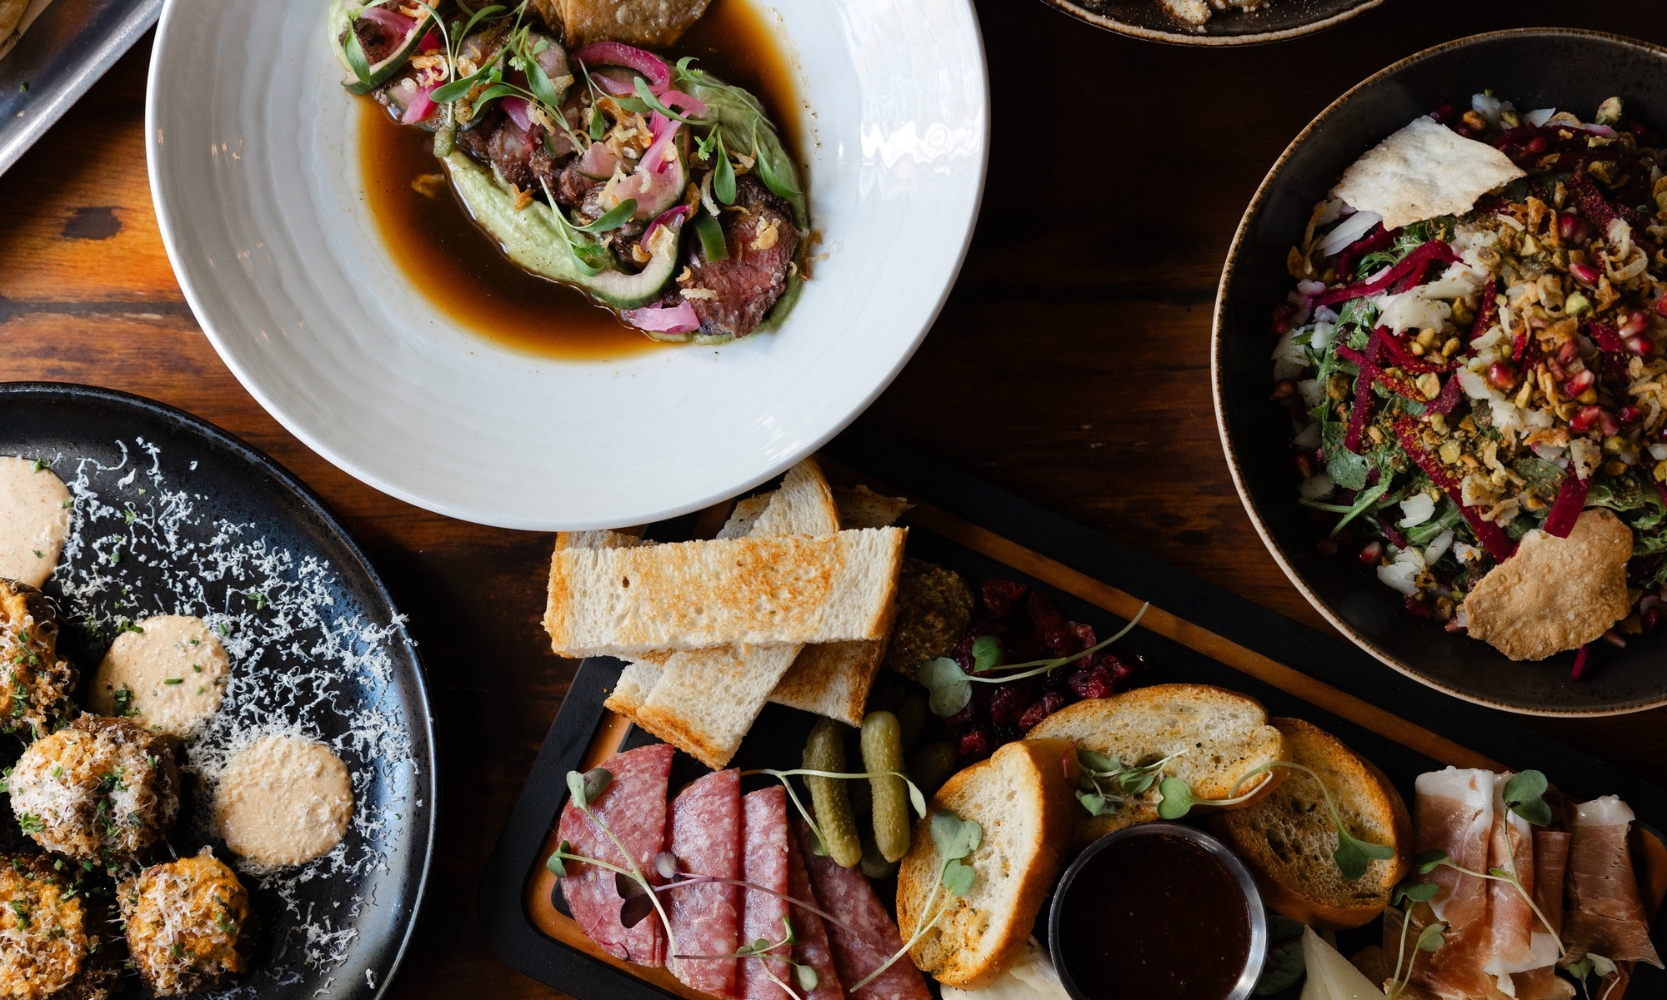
[
  {"left": 861, "top": 711, "right": 911, "bottom": 862},
  {"left": 803, "top": 719, "right": 863, "bottom": 867},
  {"left": 895, "top": 693, "right": 928, "bottom": 754},
  {"left": 908, "top": 741, "right": 958, "bottom": 800},
  {"left": 860, "top": 830, "right": 899, "bottom": 879}
]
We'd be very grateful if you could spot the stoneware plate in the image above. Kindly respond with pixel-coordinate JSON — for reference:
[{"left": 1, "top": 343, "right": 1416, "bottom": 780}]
[
  {"left": 1214, "top": 29, "right": 1667, "bottom": 716},
  {"left": 0, "top": 382, "right": 435, "bottom": 1000},
  {"left": 145, "top": 0, "right": 988, "bottom": 530},
  {"left": 1038, "top": 0, "right": 1386, "bottom": 47}
]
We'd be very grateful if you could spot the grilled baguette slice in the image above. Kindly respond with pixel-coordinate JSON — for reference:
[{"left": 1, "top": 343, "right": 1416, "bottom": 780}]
[
  {"left": 1026, "top": 683, "right": 1286, "bottom": 845},
  {"left": 1211, "top": 718, "right": 1411, "bottom": 929},
  {"left": 895, "top": 738, "right": 1077, "bottom": 989}
]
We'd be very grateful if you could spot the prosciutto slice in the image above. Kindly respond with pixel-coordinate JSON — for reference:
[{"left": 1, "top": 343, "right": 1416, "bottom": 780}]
[
  {"left": 739, "top": 787, "right": 793, "bottom": 1000},
  {"left": 1509, "top": 829, "right": 1573, "bottom": 999},
  {"left": 785, "top": 829, "right": 845, "bottom": 1000},
  {"left": 1563, "top": 796, "right": 1664, "bottom": 968},
  {"left": 794, "top": 820, "right": 931, "bottom": 1000},
  {"left": 1483, "top": 773, "right": 1543, "bottom": 986},
  {"left": 1410, "top": 767, "right": 1497, "bottom": 998},
  {"left": 558, "top": 744, "right": 675, "bottom": 966},
  {"left": 667, "top": 769, "right": 742, "bottom": 996}
]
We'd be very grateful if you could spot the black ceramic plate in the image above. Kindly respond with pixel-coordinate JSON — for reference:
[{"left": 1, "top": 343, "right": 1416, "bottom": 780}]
[
  {"left": 0, "top": 382, "right": 435, "bottom": 999},
  {"left": 1038, "top": 0, "right": 1386, "bottom": 46},
  {"left": 1213, "top": 29, "right": 1667, "bottom": 715}
]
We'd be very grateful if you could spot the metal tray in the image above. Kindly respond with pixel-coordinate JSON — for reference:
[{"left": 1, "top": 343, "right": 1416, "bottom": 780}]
[{"left": 0, "top": 0, "right": 159, "bottom": 175}]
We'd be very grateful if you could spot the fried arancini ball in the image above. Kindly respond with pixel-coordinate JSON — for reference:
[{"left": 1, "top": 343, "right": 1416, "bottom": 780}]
[
  {"left": 8, "top": 716, "right": 180, "bottom": 863},
  {"left": 122, "top": 850, "right": 255, "bottom": 996},
  {"left": 0, "top": 579, "right": 76, "bottom": 740},
  {"left": 0, "top": 855, "right": 118, "bottom": 1000}
]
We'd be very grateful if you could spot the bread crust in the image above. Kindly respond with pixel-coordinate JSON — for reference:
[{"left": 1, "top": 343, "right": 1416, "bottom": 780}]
[
  {"left": 895, "top": 738, "right": 1076, "bottom": 989},
  {"left": 1211, "top": 718, "right": 1411, "bottom": 930}
]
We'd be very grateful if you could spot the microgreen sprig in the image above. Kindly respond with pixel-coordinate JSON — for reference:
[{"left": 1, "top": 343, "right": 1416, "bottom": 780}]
[
  {"left": 1384, "top": 880, "right": 1445, "bottom": 1000},
  {"left": 1073, "top": 747, "right": 1184, "bottom": 817},
  {"left": 1565, "top": 953, "right": 1620, "bottom": 1000},
  {"left": 918, "top": 603, "right": 1150, "bottom": 717},
  {"left": 848, "top": 811, "right": 981, "bottom": 994}
]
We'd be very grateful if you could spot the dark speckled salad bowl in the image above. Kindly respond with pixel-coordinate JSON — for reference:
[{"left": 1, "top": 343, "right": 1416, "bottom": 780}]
[
  {"left": 1214, "top": 29, "right": 1667, "bottom": 716},
  {"left": 1039, "top": 0, "right": 1386, "bottom": 47}
]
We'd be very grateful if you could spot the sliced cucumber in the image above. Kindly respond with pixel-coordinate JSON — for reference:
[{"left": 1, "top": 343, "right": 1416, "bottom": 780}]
[
  {"left": 330, "top": 0, "right": 428, "bottom": 96},
  {"left": 444, "top": 150, "right": 682, "bottom": 309}
]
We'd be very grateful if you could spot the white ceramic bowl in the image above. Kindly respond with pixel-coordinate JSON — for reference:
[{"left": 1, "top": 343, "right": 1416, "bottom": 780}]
[{"left": 146, "top": 0, "right": 987, "bottom": 529}]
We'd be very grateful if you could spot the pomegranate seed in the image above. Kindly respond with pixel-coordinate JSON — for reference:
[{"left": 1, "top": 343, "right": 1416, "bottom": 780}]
[
  {"left": 1270, "top": 379, "right": 1299, "bottom": 401},
  {"left": 1545, "top": 357, "right": 1567, "bottom": 381},
  {"left": 1570, "top": 262, "right": 1601, "bottom": 285},
  {"left": 1564, "top": 369, "right": 1596, "bottom": 395},
  {"left": 1655, "top": 292, "right": 1667, "bottom": 317},
  {"left": 1432, "top": 103, "right": 1455, "bottom": 124},
  {"left": 1487, "top": 362, "right": 1517, "bottom": 389},
  {"left": 1602, "top": 629, "right": 1628, "bottom": 649},
  {"left": 1559, "top": 212, "right": 1586, "bottom": 241},
  {"left": 1557, "top": 340, "right": 1580, "bottom": 365},
  {"left": 1315, "top": 538, "right": 1338, "bottom": 556},
  {"left": 1619, "top": 405, "right": 1643, "bottom": 425},
  {"left": 1600, "top": 412, "right": 1621, "bottom": 437},
  {"left": 1621, "top": 310, "right": 1650, "bottom": 337},
  {"left": 1404, "top": 595, "right": 1433, "bottom": 618},
  {"left": 1626, "top": 334, "right": 1655, "bottom": 356},
  {"left": 1645, "top": 606, "right": 1666, "bottom": 632},
  {"left": 1358, "top": 540, "right": 1383, "bottom": 565},
  {"left": 1294, "top": 454, "right": 1315, "bottom": 479},
  {"left": 1444, "top": 618, "right": 1467, "bottom": 634},
  {"left": 1571, "top": 406, "right": 1605, "bottom": 434},
  {"left": 1523, "top": 135, "right": 1547, "bottom": 157}
]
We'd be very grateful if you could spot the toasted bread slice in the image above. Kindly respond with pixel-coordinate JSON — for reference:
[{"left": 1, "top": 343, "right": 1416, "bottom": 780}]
[
  {"left": 717, "top": 494, "right": 774, "bottom": 540},
  {"left": 766, "top": 640, "right": 884, "bottom": 727},
  {"left": 628, "top": 460, "right": 844, "bottom": 765},
  {"left": 604, "top": 660, "right": 659, "bottom": 720},
  {"left": 895, "top": 738, "right": 1077, "bottom": 989},
  {"left": 544, "top": 527, "right": 904, "bottom": 658},
  {"left": 1026, "top": 684, "right": 1286, "bottom": 845},
  {"left": 831, "top": 485, "right": 911, "bottom": 530},
  {"left": 1211, "top": 718, "right": 1411, "bottom": 930}
]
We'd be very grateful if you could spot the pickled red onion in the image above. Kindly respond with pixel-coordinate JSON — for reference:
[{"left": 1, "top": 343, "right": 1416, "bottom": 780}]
[
  {"left": 573, "top": 41, "right": 670, "bottom": 90},
  {"left": 401, "top": 82, "right": 436, "bottom": 124},
  {"left": 359, "top": 6, "right": 415, "bottom": 34},
  {"left": 643, "top": 205, "right": 689, "bottom": 242},
  {"left": 658, "top": 90, "right": 707, "bottom": 119},
  {"left": 624, "top": 300, "right": 699, "bottom": 333},
  {"left": 502, "top": 96, "right": 533, "bottom": 132}
]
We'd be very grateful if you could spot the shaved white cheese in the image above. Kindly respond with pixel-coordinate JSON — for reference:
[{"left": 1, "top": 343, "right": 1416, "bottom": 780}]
[
  {"left": 1310, "top": 322, "right": 1336, "bottom": 352},
  {"left": 1377, "top": 546, "right": 1426, "bottom": 596},
  {"left": 1273, "top": 330, "right": 1308, "bottom": 380},
  {"left": 1298, "top": 925, "right": 1385, "bottom": 999},
  {"left": 1317, "top": 210, "right": 1384, "bottom": 257},
  {"left": 1375, "top": 290, "right": 1452, "bottom": 335},
  {"left": 1299, "top": 380, "right": 1327, "bottom": 408},
  {"left": 1294, "top": 422, "right": 1322, "bottom": 450},
  {"left": 1571, "top": 438, "right": 1602, "bottom": 479},
  {"left": 1608, "top": 217, "right": 1633, "bottom": 254},
  {"left": 1399, "top": 494, "right": 1436, "bottom": 527},
  {"left": 1300, "top": 474, "right": 1336, "bottom": 501},
  {"left": 1425, "top": 529, "right": 1455, "bottom": 565},
  {"left": 1454, "top": 540, "right": 1485, "bottom": 565},
  {"left": 1458, "top": 369, "right": 1495, "bottom": 400},
  {"left": 1650, "top": 444, "right": 1667, "bottom": 461},
  {"left": 1471, "top": 92, "right": 1515, "bottom": 131},
  {"left": 942, "top": 940, "right": 1068, "bottom": 1000},
  {"left": 1526, "top": 108, "right": 1557, "bottom": 126}
]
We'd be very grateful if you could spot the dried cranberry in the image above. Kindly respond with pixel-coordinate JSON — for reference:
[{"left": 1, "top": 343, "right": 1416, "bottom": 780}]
[
  {"left": 956, "top": 726, "right": 991, "bottom": 762},
  {"left": 1018, "top": 691, "right": 1070, "bottom": 731},
  {"left": 1006, "top": 632, "right": 1047, "bottom": 664},
  {"left": 943, "top": 698, "right": 978, "bottom": 728},
  {"left": 1067, "top": 621, "right": 1097, "bottom": 652},
  {"left": 1027, "top": 591, "right": 1064, "bottom": 629},
  {"left": 951, "top": 632, "right": 980, "bottom": 674},
  {"left": 989, "top": 681, "right": 1034, "bottom": 728},
  {"left": 982, "top": 579, "right": 1028, "bottom": 618},
  {"left": 1097, "top": 652, "right": 1138, "bottom": 687},
  {"left": 1038, "top": 623, "right": 1076, "bottom": 656},
  {"left": 1068, "top": 662, "right": 1117, "bottom": 700}
]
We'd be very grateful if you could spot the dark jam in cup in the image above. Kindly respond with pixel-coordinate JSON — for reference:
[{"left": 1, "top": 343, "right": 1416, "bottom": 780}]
[{"left": 1053, "top": 833, "right": 1253, "bottom": 1000}]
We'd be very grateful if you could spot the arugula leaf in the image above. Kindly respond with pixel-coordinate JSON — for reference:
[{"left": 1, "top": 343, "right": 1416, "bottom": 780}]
[
  {"left": 574, "top": 199, "right": 637, "bottom": 234},
  {"left": 1321, "top": 421, "right": 1371, "bottom": 491}
]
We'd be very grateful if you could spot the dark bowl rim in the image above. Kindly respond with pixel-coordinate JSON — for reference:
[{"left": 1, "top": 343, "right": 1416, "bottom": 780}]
[
  {"left": 1035, "top": 0, "right": 1387, "bottom": 48},
  {"left": 1044, "top": 822, "right": 1268, "bottom": 1000},
  {"left": 1210, "top": 27, "right": 1667, "bottom": 718}
]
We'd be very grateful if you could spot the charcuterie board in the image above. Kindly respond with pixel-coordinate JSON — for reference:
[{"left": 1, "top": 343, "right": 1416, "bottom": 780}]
[{"left": 478, "top": 433, "right": 1667, "bottom": 999}]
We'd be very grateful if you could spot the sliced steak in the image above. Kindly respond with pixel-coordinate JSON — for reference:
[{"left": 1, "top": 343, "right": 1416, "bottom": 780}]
[
  {"left": 794, "top": 819, "right": 931, "bottom": 1000},
  {"left": 667, "top": 769, "right": 742, "bottom": 997},
  {"left": 681, "top": 176, "right": 800, "bottom": 339},
  {"left": 557, "top": 744, "right": 674, "bottom": 967},
  {"left": 554, "top": 160, "right": 602, "bottom": 209},
  {"left": 738, "top": 787, "right": 792, "bottom": 999}
]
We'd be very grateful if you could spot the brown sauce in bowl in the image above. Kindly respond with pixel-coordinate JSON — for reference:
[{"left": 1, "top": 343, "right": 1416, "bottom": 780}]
[
  {"left": 356, "top": 0, "right": 807, "bottom": 360},
  {"left": 1053, "top": 833, "right": 1252, "bottom": 1000}
]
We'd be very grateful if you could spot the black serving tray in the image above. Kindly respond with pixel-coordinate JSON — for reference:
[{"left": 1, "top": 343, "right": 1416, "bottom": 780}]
[{"left": 479, "top": 431, "right": 1667, "bottom": 1000}]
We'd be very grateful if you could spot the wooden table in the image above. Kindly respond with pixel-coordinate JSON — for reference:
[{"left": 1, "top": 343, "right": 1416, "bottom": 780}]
[{"left": 4, "top": 0, "right": 1667, "bottom": 993}]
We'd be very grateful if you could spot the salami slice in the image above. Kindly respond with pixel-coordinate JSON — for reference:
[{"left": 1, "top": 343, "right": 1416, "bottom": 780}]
[
  {"left": 739, "top": 787, "right": 793, "bottom": 1000},
  {"left": 667, "top": 769, "right": 743, "bottom": 996},
  {"left": 557, "top": 743, "right": 674, "bottom": 967},
  {"left": 786, "top": 828, "right": 845, "bottom": 1000},
  {"left": 794, "top": 820, "right": 931, "bottom": 1000}
]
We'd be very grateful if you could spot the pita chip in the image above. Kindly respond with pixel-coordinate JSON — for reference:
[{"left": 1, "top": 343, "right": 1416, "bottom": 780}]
[{"left": 1331, "top": 116, "right": 1526, "bottom": 230}]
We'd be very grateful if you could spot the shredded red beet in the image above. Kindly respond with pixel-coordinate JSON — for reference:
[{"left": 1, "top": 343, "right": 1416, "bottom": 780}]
[
  {"left": 1313, "top": 241, "right": 1460, "bottom": 307},
  {"left": 1334, "top": 223, "right": 1396, "bottom": 279},
  {"left": 1570, "top": 173, "right": 1658, "bottom": 255},
  {"left": 1376, "top": 513, "right": 1409, "bottom": 549},
  {"left": 1571, "top": 644, "right": 1591, "bottom": 680},
  {"left": 1375, "top": 329, "right": 1452, "bottom": 374},
  {"left": 1393, "top": 416, "right": 1517, "bottom": 561},
  {"left": 1469, "top": 278, "right": 1498, "bottom": 345},
  {"left": 1588, "top": 319, "right": 1626, "bottom": 354},
  {"left": 1543, "top": 472, "right": 1592, "bottom": 538},
  {"left": 1430, "top": 373, "right": 1464, "bottom": 415}
]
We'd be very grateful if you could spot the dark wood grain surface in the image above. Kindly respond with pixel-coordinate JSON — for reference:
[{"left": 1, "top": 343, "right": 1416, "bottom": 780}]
[{"left": 4, "top": 0, "right": 1667, "bottom": 993}]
